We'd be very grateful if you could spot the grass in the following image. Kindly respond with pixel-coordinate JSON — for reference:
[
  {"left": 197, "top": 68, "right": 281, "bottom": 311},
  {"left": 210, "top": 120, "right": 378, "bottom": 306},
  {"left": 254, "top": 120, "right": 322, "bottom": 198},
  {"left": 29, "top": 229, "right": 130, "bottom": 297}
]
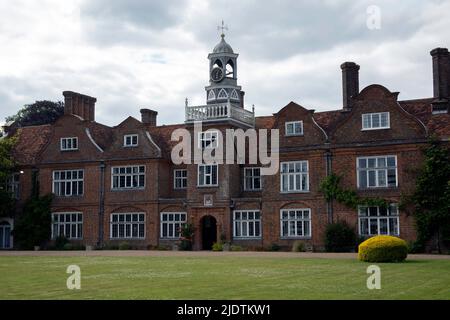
[{"left": 0, "top": 255, "right": 449, "bottom": 299}]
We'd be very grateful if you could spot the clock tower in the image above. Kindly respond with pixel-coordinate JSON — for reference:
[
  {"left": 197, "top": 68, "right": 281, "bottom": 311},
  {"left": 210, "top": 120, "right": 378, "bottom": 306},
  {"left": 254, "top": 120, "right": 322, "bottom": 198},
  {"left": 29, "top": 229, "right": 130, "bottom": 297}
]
[{"left": 205, "top": 32, "right": 243, "bottom": 106}]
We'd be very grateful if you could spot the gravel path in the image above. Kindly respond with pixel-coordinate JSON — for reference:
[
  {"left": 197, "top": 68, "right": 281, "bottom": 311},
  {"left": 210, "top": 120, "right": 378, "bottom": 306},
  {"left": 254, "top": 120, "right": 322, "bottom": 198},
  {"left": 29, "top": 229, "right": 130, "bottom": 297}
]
[{"left": 0, "top": 250, "right": 449, "bottom": 260}]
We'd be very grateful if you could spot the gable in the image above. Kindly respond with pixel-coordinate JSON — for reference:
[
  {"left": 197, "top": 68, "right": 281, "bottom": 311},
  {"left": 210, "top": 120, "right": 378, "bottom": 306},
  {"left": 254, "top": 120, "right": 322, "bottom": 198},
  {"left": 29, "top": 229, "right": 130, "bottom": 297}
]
[
  {"left": 273, "top": 102, "right": 327, "bottom": 148},
  {"left": 330, "top": 85, "right": 427, "bottom": 144},
  {"left": 39, "top": 114, "right": 104, "bottom": 163}
]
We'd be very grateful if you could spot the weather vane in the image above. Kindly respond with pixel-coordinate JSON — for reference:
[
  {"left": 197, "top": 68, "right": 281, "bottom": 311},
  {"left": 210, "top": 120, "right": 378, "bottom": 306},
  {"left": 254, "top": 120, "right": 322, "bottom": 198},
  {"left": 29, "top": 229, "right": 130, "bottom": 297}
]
[{"left": 217, "top": 20, "right": 228, "bottom": 37}]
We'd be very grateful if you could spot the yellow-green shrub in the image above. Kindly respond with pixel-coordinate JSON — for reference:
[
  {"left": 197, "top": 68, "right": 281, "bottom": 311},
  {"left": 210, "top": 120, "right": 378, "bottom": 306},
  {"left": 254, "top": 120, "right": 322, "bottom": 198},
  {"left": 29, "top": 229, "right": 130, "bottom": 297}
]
[{"left": 358, "top": 235, "right": 408, "bottom": 262}]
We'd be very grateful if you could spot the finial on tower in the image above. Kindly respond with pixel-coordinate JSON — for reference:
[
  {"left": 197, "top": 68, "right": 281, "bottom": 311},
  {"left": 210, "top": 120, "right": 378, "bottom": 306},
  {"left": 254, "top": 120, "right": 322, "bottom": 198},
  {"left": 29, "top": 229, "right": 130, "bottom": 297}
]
[{"left": 217, "top": 20, "right": 228, "bottom": 38}]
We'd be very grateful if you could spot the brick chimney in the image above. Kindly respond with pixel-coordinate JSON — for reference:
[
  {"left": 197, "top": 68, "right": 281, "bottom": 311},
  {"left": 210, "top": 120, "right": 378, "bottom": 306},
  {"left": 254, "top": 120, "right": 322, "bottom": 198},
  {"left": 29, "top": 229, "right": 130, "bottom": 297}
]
[
  {"left": 63, "top": 91, "right": 97, "bottom": 121},
  {"left": 430, "top": 48, "right": 450, "bottom": 113},
  {"left": 140, "top": 109, "right": 158, "bottom": 126},
  {"left": 341, "top": 62, "right": 360, "bottom": 110}
]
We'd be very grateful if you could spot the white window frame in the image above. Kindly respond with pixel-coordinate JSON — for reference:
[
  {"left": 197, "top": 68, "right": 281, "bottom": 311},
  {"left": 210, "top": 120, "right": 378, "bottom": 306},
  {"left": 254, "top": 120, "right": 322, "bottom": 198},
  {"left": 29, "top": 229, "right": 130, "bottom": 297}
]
[
  {"left": 357, "top": 155, "right": 398, "bottom": 189},
  {"left": 358, "top": 204, "right": 400, "bottom": 236},
  {"left": 233, "top": 210, "right": 262, "bottom": 239},
  {"left": 285, "top": 121, "right": 304, "bottom": 136},
  {"left": 60, "top": 137, "right": 78, "bottom": 151},
  {"left": 198, "top": 131, "right": 218, "bottom": 149},
  {"left": 280, "top": 161, "right": 309, "bottom": 193},
  {"left": 198, "top": 164, "right": 218, "bottom": 187},
  {"left": 244, "top": 167, "right": 262, "bottom": 191},
  {"left": 160, "top": 212, "right": 187, "bottom": 239},
  {"left": 110, "top": 213, "right": 145, "bottom": 239},
  {"left": 174, "top": 169, "right": 187, "bottom": 190},
  {"left": 123, "top": 134, "right": 139, "bottom": 147},
  {"left": 280, "top": 209, "right": 311, "bottom": 239},
  {"left": 0, "top": 219, "right": 13, "bottom": 249},
  {"left": 362, "top": 112, "right": 390, "bottom": 130},
  {"left": 6, "top": 173, "right": 20, "bottom": 200},
  {"left": 111, "top": 165, "right": 146, "bottom": 190},
  {"left": 51, "top": 212, "right": 83, "bottom": 240},
  {"left": 52, "top": 170, "right": 84, "bottom": 197}
]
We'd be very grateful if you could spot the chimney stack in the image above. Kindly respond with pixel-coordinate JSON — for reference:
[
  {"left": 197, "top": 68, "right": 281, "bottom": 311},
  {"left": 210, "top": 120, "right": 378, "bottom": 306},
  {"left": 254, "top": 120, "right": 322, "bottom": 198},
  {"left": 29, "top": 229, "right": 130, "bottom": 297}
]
[
  {"left": 430, "top": 47, "right": 450, "bottom": 113},
  {"left": 63, "top": 91, "right": 97, "bottom": 122},
  {"left": 140, "top": 109, "right": 158, "bottom": 126},
  {"left": 341, "top": 62, "right": 360, "bottom": 110},
  {"left": 240, "top": 91, "right": 245, "bottom": 109}
]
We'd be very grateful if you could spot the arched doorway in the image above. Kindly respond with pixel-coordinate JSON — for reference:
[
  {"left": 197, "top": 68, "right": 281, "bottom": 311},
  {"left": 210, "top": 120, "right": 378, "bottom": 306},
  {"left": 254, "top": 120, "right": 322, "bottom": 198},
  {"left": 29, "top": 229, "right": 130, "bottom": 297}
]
[
  {"left": 0, "top": 221, "right": 12, "bottom": 249},
  {"left": 201, "top": 215, "right": 217, "bottom": 250}
]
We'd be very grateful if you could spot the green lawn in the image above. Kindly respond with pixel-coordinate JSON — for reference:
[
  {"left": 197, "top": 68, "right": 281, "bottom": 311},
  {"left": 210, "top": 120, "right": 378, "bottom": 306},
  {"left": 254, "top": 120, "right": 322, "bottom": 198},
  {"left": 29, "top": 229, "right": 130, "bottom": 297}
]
[{"left": 0, "top": 256, "right": 449, "bottom": 299}]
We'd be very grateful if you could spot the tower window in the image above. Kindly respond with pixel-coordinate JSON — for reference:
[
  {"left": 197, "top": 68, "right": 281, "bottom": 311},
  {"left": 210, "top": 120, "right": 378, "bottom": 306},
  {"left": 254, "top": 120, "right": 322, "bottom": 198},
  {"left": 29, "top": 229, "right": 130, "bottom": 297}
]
[
  {"left": 226, "top": 59, "right": 234, "bottom": 78},
  {"left": 230, "top": 89, "right": 239, "bottom": 101},
  {"left": 207, "top": 90, "right": 216, "bottom": 101},
  {"left": 218, "top": 89, "right": 228, "bottom": 99}
]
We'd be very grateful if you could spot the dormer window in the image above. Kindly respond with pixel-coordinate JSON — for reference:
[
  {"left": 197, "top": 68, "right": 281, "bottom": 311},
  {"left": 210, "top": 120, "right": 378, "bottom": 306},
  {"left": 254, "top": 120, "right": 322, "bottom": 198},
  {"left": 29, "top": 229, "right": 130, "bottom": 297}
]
[
  {"left": 362, "top": 112, "right": 390, "bottom": 130},
  {"left": 285, "top": 121, "right": 303, "bottom": 136},
  {"left": 124, "top": 134, "right": 138, "bottom": 147},
  {"left": 60, "top": 137, "right": 78, "bottom": 151}
]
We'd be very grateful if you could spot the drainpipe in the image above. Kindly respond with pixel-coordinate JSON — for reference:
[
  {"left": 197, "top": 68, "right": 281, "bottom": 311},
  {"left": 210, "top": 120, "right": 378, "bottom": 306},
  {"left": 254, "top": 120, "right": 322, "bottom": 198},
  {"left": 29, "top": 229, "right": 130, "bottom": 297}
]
[
  {"left": 325, "top": 150, "right": 333, "bottom": 224},
  {"left": 97, "top": 162, "right": 105, "bottom": 248}
]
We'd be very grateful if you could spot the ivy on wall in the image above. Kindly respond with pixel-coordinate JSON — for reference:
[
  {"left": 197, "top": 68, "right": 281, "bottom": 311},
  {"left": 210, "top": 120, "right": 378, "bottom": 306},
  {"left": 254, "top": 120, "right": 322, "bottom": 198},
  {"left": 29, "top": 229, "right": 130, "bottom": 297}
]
[{"left": 319, "top": 173, "right": 389, "bottom": 209}]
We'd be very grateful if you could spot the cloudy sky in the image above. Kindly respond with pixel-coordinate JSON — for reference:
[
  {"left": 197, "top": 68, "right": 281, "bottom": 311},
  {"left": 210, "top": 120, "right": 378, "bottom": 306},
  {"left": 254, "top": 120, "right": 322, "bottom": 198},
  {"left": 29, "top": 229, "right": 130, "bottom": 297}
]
[{"left": 1, "top": 0, "right": 449, "bottom": 127}]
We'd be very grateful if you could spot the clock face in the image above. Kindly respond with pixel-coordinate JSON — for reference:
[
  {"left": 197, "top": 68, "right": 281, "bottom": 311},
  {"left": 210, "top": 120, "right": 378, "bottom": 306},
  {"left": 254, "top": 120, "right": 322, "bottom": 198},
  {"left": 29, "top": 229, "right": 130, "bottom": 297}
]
[{"left": 211, "top": 67, "right": 224, "bottom": 82}]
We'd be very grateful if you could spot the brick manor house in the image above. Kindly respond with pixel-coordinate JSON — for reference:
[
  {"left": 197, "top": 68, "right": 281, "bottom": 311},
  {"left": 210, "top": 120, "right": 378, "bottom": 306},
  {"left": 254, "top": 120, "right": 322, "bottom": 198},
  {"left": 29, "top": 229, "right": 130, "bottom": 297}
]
[{"left": 1, "top": 35, "right": 449, "bottom": 251}]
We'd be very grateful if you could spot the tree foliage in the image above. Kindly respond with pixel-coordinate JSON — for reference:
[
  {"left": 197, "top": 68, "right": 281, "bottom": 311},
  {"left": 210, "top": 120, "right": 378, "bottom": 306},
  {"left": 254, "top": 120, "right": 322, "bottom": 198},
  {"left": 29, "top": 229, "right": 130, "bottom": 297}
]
[
  {"left": 13, "top": 194, "right": 53, "bottom": 249},
  {"left": 324, "top": 221, "right": 357, "bottom": 252},
  {"left": 0, "top": 136, "right": 17, "bottom": 217},
  {"left": 409, "top": 139, "right": 450, "bottom": 252},
  {"left": 5, "top": 100, "right": 64, "bottom": 129}
]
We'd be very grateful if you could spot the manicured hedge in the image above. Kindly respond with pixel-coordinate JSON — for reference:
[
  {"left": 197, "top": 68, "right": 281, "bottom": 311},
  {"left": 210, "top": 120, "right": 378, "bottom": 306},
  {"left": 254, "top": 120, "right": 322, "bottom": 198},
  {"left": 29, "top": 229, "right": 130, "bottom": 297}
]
[{"left": 358, "top": 235, "right": 408, "bottom": 262}]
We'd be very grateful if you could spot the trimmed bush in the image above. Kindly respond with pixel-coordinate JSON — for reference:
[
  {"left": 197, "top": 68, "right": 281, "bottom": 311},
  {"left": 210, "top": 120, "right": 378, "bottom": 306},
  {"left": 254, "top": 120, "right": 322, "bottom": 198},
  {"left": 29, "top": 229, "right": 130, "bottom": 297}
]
[
  {"left": 268, "top": 243, "right": 281, "bottom": 252},
  {"left": 325, "top": 221, "right": 356, "bottom": 252},
  {"left": 230, "top": 245, "right": 243, "bottom": 251},
  {"left": 292, "top": 241, "right": 306, "bottom": 252},
  {"left": 118, "top": 242, "right": 131, "bottom": 250},
  {"left": 212, "top": 242, "right": 223, "bottom": 251},
  {"left": 179, "top": 240, "right": 192, "bottom": 251},
  {"left": 54, "top": 235, "right": 69, "bottom": 250},
  {"left": 358, "top": 235, "right": 408, "bottom": 262}
]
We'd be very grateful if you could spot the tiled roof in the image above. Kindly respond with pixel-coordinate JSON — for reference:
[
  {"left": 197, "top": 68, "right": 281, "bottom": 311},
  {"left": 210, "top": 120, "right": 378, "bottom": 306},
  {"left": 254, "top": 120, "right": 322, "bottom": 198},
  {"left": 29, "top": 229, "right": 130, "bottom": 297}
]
[
  {"left": 313, "top": 109, "right": 348, "bottom": 135},
  {"left": 87, "top": 121, "right": 114, "bottom": 151},
  {"left": 255, "top": 116, "right": 275, "bottom": 129},
  {"left": 147, "top": 123, "right": 186, "bottom": 158},
  {"left": 399, "top": 98, "right": 450, "bottom": 139},
  {"left": 9, "top": 97, "right": 450, "bottom": 165},
  {"left": 12, "top": 124, "right": 52, "bottom": 165}
]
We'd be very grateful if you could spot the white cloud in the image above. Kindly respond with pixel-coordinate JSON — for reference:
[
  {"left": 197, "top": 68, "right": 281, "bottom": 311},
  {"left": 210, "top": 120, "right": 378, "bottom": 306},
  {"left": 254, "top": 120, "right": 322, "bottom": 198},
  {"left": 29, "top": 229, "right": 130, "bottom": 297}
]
[{"left": 0, "top": 0, "right": 449, "bottom": 127}]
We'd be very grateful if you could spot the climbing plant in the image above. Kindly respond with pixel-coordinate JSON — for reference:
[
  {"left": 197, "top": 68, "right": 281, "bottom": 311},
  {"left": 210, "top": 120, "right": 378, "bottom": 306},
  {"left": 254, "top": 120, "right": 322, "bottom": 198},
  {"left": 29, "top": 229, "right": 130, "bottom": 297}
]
[{"left": 319, "top": 173, "right": 389, "bottom": 209}]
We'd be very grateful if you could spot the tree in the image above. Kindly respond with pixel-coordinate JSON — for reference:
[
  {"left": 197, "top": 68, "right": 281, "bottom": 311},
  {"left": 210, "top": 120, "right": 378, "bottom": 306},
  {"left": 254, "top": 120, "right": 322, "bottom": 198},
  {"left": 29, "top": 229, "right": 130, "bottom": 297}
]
[
  {"left": 410, "top": 139, "right": 450, "bottom": 253},
  {"left": 13, "top": 194, "right": 53, "bottom": 249},
  {"left": 5, "top": 100, "right": 64, "bottom": 130},
  {"left": 0, "top": 136, "right": 16, "bottom": 217}
]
